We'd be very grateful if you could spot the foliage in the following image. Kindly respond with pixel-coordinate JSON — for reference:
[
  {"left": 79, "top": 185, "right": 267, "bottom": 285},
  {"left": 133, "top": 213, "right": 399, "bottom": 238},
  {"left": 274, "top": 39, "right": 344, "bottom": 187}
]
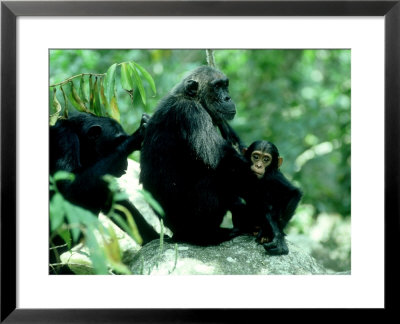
[
  {"left": 49, "top": 60, "right": 156, "bottom": 125},
  {"left": 49, "top": 172, "right": 142, "bottom": 274}
]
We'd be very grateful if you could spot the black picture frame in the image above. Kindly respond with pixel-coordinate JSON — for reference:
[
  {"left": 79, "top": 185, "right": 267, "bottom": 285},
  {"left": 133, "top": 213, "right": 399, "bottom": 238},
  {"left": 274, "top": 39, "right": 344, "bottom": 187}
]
[{"left": 1, "top": 0, "right": 399, "bottom": 322}]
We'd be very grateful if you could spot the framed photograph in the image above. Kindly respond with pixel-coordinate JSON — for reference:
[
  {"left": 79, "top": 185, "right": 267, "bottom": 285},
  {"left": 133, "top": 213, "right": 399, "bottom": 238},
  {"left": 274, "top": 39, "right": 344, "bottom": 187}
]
[{"left": 1, "top": 0, "right": 399, "bottom": 322}]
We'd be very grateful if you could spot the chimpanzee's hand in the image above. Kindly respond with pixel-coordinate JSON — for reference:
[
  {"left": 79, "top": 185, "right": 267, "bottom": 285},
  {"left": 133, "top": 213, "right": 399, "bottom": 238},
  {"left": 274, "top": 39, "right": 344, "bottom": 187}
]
[
  {"left": 133, "top": 113, "right": 151, "bottom": 137},
  {"left": 262, "top": 236, "right": 289, "bottom": 255},
  {"left": 121, "top": 113, "right": 151, "bottom": 153},
  {"left": 140, "top": 113, "right": 151, "bottom": 129},
  {"left": 134, "top": 113, "right": 151, "bottom": 140}
]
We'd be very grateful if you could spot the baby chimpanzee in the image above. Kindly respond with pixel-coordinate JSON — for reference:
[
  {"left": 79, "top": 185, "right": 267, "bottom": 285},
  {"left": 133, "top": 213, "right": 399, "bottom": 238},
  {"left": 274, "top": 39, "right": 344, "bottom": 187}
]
[{"left": 234, "top": 140, "right": 302, "bottom": 255}]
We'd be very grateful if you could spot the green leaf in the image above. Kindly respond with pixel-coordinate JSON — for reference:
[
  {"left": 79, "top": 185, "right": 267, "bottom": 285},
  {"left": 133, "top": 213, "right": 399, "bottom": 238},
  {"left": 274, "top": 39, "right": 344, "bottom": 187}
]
[
  {"left": 50, "top": 193, "right": 65, "bottom": 231},
  {"left": 60, "top": 85, "right": 68, "bottom": 118},
  {"left": 100, "top": 78, "right": 111, "bottom": 115},
  {"left": 102, "top": 174, "right": 120, "bottom": 193},
  {"left": 129, "top": 62, "right": 146, "bottom": 105},
  {"left": 53, "top": 171, "right": 75, "bottom": 182},
  {"left": 93, "top": 77, "right": 102, "bottom": 116},
  {"left": 57, "top": 228, "right": 72, "bottom": 250},
  {"left": 110, "top": 213, "right": 135, "bottom": 239},
  {"left": 103, "top": 226, "right": 131, "bottom": 274},
  {"left": 113, "top": 189, "right": 129, "bottom": 202},
  {"left": 109, "top": 262, "right": 131, "bottom": 275},
  {"left": 63, "top": 200, "right": 99, "bottom": 243},
  {"left": 89, "top": 75, "right": 94, "bottom": 113},
  {"left": 133, "top": 62, "right": 156, "bottom": 94},
  {"left": 79, "top": 76, "right": 88, "bottom": 104},
  {"left": 63, "top": 202, "right": 81, "bottom": 243},
  {"left": 85, "top": 224, "right": 108, "bottom": 274},
  {"left": 120, "top": 62, "right": 134, "bottom": 91},
  {"left": 104, "top": 63, "right": 117, "bottom": 103},
  {"left": 112, "top": 204, "right": 143, "bottom": 245},
  {"left": 69, "top": 81, "right": 88, "bottom": 112},
  {"left": 110, "top": 96, "right": 120, "bottom": 122},
  {"left": 103, "top": 225, "right": 122, "bottom": 263},
  {"left": 139, "top": 190, "right": 165, "bottom": 218},
  {"left": 50, "top": 88, "right": 61, "bottom": 126}
]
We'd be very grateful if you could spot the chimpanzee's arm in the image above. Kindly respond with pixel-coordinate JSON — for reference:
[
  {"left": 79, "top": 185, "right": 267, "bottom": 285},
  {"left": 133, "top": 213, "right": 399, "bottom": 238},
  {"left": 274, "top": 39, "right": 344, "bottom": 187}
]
[
  {"left": 119, "top": 113, "right": 150, "bottom": 153},
  {"left": 218, "top": 120, "right": 246, "bottom": 152},
  {"left": 271, "top": 172, "right": 302, "bottom": 230},
  {"left": 57, "top": 114, "right": 149, "bottom": 213},
  {"left": 76, "top": 113, "right": 149, "bottom": 179},
  {"left": 259, "top": 207, "right": 289, "bottom": 255},
  {"left": 279, "top": 187, "right": 302, "bottom": 230}
]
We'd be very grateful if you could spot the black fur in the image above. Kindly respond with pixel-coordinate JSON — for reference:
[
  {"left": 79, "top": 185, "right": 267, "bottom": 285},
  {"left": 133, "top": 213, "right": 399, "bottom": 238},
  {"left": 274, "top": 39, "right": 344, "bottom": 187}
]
[{"left": 140, "top": 66, "right": 247, "bottom": 244}]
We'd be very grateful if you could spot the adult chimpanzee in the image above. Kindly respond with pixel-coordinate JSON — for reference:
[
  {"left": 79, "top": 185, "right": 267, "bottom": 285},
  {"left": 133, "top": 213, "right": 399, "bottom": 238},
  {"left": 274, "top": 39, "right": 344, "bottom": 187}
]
[
  {"left": 50, "top": 112, "right": 158, "bottom": 243},
  {"left": 50, "top": 112, "right": 146, "bottom": 212},
  {"left": 140, "top": 66, "right": 249, "bottom": 244},
  {"left": 234, "top": 140, "right": 302, "bottom": 255}
]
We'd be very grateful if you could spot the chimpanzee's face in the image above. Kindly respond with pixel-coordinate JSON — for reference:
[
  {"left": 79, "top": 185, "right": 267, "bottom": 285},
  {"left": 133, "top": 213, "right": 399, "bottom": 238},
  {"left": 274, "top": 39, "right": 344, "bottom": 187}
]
[
  {"left": 245, "top": 140, "right": 283, "bottom": 179},
  {"left": 182, "top": 66, "right": 236, "bottom": 124},
  {"left": 250, "top": 150, "right": 273, "bottom": 179}
]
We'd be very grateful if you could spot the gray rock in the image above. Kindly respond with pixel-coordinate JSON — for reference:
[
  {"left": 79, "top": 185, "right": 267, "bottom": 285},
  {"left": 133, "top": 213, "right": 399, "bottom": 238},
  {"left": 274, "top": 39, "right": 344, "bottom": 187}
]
[{"left": 129, "top": 235, "right": 328, "bottom": 275}]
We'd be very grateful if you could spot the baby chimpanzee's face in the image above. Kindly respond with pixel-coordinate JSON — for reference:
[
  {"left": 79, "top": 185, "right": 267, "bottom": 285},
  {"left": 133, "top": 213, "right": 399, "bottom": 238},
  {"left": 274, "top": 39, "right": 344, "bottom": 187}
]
[{"left": 250, "top": 150, "right": 272, "bottom": 179}]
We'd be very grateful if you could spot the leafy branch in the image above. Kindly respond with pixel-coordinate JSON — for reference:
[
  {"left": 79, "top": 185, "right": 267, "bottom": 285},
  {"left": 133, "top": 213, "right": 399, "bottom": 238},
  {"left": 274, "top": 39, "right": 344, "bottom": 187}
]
[
  {"left": 49, "top": 73, "right": 105, "bottom": 88},
  {"left": 49, "top": 61, "right": 156, "bottom": 125}
]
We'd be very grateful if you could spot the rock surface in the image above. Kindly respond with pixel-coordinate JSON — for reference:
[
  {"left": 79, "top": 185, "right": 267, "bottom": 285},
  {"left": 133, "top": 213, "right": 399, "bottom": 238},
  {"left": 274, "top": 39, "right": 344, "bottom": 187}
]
[{"left": 129, "top": 235, "right": 327, "bottom": 275}]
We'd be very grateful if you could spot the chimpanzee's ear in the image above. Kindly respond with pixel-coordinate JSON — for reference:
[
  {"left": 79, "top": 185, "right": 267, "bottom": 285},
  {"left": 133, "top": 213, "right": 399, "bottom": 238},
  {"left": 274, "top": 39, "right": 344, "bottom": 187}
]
[
  {"left": 278, "top": 157, "right": 283, "bottom": 168},
  {"left": 87, "top": 125, "right": 102, "bottom": 140},
  {"left": 185, "top": 79, "right": 199, "bottom": 97},
  {"left": 242, "top": 147, "right": 248, "bottom": 155}
]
